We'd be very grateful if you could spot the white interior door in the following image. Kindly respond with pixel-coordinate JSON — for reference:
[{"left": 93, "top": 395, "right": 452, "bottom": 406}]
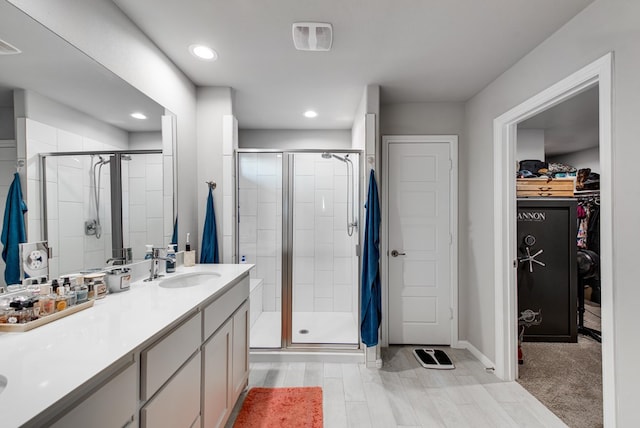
[{"left": 388, "top": 141, "right": 452, "bottom": 345}]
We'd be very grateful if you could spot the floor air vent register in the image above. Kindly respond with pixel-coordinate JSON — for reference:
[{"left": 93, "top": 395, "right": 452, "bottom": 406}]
[{"left": 412, "top": 348, "right": 455, "bottom": 370}]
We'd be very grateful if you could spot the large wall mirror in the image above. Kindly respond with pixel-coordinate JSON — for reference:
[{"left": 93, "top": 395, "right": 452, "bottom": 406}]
[{"left": 0, "top": 2, "right": 177, "bottom": 284}]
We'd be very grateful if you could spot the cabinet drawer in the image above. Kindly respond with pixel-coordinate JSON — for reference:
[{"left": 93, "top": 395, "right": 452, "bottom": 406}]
[
  {"left": 141, "top": 312, "right": 201, "bottom": 400},
  {"left": 51, "top": 362, "right": 137, "bottom": 428},
  {"left": 517, "top": 178, "right": 574, "bottom": 197},
  {"left": 141, "top": 352, "right": 201, "bottom": 428},
  {"left": 204, "top": 275, "right": 249, "bottom": 340}
]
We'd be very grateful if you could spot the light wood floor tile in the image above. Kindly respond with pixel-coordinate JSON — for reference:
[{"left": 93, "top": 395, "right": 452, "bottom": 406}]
[
  {"left": 346, "top": 402, "right": 373, "bottom": 428},
  {"left": 466, "top": 384, "right": 520, "bottom": 427},
  {"left": 342, "top": 363, "right": 367, "bottom": 402},
  {"left": 304, "top": 361, "right": 324, "bottom": 387},
  {"left": 362, "top": 379, "right": 403, "bottom": 428},
  {"left": 324, "top": 362, "right": 343, "bottom": 378},
  {"left": 399, "top": 377, "right": 446, "bottom": 428},
  {"left": 235, "top": 347, "right": 568, "bottom": 428},
  {"left": 282, "top": 362, "right": 306, "bottom": 387},
  {"left": 324, "top": 377, "right": 349, "bottom": 427},
  {"left": 379, "top": 370, "right": 419, "bottom": 426},
  {"left": 262, "top": 362, "right": 288, "bottom": 387}
]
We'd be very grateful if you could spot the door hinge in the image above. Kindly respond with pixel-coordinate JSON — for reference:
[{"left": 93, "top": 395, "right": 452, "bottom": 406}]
[
  {"left": 513, "top": 259, "right": 517, "bottom": 268},
  {"left": 450, "top": 307, "right": 454, "bottom": 320},
  {"left": 449, "top": 233, "right": 453, "bottom": 245}
]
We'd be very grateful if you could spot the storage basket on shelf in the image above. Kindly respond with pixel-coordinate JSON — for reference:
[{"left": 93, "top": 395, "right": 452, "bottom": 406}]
[{"left": 516, "top": 177, "right": 575, "bottom": 197}]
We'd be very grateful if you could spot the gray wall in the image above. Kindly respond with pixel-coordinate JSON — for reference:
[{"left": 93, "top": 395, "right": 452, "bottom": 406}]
[
  {"left": 548, "top": 146, "right": 600, "bottom": 173},
  {"left": 239, "top": 129, "right": 351, "bottom": 150},
  {"left": 14, "top": 89, "right": 128, "bottom": 149},
  {"left": 381, "top": 102, "right": 465, "bottom": 136},
  {"left": 463, "top": 0, "right": 637, "bottom": 423}
]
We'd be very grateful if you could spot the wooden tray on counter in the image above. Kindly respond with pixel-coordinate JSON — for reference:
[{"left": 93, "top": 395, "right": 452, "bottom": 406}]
[{"left": 0, "top": 299, "right": 94, "bottom": 332}]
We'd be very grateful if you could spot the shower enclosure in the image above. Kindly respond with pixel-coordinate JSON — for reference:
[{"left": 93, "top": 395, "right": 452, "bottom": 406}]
[
  {"left": 237, "top": 150, "right": 362, "bottom": 350},
  {"left": 40, "top": 150, "right": 166, "bottom": 278}
]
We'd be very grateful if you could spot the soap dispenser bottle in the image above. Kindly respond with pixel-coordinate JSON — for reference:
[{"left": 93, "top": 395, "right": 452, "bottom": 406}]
[
  {"left": 166, "top": 244, "right": 176, "bottom": 273},
  {"left": 144, "top": 244, "right": 154, "bottom": 260}
]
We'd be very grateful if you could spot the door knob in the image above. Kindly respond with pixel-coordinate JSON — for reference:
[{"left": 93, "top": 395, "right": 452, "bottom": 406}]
[{"left": 391, "top": 250, "right": 406, "bottom": 257}]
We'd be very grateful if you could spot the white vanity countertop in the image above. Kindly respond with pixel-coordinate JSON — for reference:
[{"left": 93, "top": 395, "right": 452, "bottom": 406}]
[{"left": 0, "top": 263, "right": 252, "bottom": 428}]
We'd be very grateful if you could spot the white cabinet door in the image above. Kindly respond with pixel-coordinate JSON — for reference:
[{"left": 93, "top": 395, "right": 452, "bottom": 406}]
[
  {"left": 203, "top": 318, "right": 233, "bottom": 428},
  {"left": 141, "top": 352, "right": 201, "bottom": 428},
  {"left": 231, "top": 300, "right": 249, "bottom": 401},
  {"left": 51, "top": 362, "right": 137, "bottom": 428}
]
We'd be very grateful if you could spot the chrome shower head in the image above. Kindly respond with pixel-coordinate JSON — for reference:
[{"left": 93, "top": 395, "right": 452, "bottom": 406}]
[{"left": 321, "top": 152, "right": 332, "bottom": 159}]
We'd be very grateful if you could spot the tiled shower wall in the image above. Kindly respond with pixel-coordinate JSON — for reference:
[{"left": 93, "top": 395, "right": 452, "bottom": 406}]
[
  {"left": 238, "top": 152, "right": 359, "bottom": 317},
  {"left": 122, "top": 153, "right": 165, "bottom": 260},
  {"left": 22, "top": 118, "right": 127, "bottom": 277},
  {"left": 292, "top": 153, "right": 359, "bottom": 316},
  {"left": 238, "top": 153, "right": 283, "bottom": 312}
]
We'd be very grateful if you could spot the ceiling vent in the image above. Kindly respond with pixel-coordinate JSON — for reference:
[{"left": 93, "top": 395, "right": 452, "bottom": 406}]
[
  {"left": 292, "top": 22, "right": 332, "bottom": 51},
  {"left": 0, "top": 38, "right": 21, "bottom": 55}
]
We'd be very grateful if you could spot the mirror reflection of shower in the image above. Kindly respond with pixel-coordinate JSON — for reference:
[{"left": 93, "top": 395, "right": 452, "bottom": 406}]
[
  {"left": 87, "top": 154, "right": 132, "bottom": 239},
  {"left": 322, "top": 152, "right": 358, "bottom": 236}
]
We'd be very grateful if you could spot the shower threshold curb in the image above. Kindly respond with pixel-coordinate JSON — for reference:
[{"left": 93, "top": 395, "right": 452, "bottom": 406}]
[{"left": 250, "top": 350, "right": 365, "bottom": 364}]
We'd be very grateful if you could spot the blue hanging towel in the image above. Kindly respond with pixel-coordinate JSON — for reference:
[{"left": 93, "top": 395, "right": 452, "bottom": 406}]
[
  {"left": 199, "top": 187, "right": 219, "bottom": 264},
  {"left": 361, "top": 170, "right": 381, "bottom": 347},
  {"left": 171, "top": 216, "right": 178, "bottom": 246},
  {"left": 1, "top": 173, "right": 28, "bottom": 285}
]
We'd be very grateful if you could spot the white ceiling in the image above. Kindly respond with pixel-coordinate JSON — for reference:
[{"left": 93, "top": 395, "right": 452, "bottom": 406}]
[
  {"left": 0, "top": 1, "right": 164, "bottom": 133},
  {"left": 113, "top": 0, "right": 594, "bottom": 130},
  {"left": 519, "top": 85, "right": 599, "bottom": 156}
]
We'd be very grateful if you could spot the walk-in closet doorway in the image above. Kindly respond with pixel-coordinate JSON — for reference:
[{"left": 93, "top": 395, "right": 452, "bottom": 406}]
[
  {"left": 236, "top": 150, "right": 363, "bottom": 351},
  {"left": 493, "top": 53, "right": 614, "bottom": 426}
]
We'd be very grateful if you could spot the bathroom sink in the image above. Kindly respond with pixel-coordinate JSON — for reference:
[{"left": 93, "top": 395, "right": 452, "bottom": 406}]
[
  {"left": 0, "top": 375, "right": 6, "bottom": 396},
  {"left": 159, "top": 272, "right": 221, "bottom": 289}
]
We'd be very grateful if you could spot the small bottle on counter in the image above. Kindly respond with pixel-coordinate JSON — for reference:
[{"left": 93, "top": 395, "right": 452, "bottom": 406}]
[
  {"left": 166, "top": 244, "right": 176, "bottom": 273},
  {"left": 184, "top": 233, "right": 196, "bottom": 267},
  {"left": 8, "top": 301, "right": 26, "bottom": 323},
  {"left": 75, "top": 283, "right": 89, "bottom": 303},
  {"left": 144, "top": 244, "right": 154, "bottom": 260},
  {"left": 55, "top": 284, "right": 67, "bottom": 312},
  {"left": 39, "top": 284, "right": 55, "bottom": 316}
]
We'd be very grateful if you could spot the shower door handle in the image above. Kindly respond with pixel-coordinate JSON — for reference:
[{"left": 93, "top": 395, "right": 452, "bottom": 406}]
[{"left": 391, "top": 250, "right": 406, "bottom": 257}]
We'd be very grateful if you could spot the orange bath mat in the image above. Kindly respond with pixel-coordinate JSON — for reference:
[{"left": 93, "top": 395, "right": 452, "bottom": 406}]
[{"left": 233, "top": 387, "right": 323, "bottom": 428}]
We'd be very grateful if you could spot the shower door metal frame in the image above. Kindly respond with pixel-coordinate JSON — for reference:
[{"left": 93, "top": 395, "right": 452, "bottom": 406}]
[{"left": 236, "top": 149, "right": 364, "bottom": 352}]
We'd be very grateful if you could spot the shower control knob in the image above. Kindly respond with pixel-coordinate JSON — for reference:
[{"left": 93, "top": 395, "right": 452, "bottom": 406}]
[{"left": 391, "top": 250, "right": 406, "bottom": 257}]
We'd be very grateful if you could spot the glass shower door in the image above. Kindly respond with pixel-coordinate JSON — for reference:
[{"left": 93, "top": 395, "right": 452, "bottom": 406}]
[
  {"left": 238, "top": 152, "right": 283, "bottom": 348},
  {"left": 290, "top": 152, "right": 360, "bottom": 345}
]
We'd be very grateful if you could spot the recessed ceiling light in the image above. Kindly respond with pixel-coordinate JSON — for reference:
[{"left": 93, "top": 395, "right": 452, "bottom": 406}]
[
  {"left": 189, "top": 44, "right": 218, "bottom": 61},
  {"left": 131, "top": 112, "right": 147, "bottom": 120},
  {"left": 304, "top": 110, "right": 318, "bottom": 118}
]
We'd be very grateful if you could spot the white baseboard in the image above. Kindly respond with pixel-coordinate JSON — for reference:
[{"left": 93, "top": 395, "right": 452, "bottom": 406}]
[{"left": 458, "top": 340, "right": 495, "bottom": 370}]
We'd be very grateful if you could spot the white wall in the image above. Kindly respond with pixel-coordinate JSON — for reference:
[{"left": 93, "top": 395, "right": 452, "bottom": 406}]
[
  {"left": 0, "top": 142, "right": 17, "bottom": 286},
  {"left": 9, "top": 0, "right": 198, "bottom": 253},
  {"left": 463, "top": 0, "right": 638, "bottom": 422},
  {"left": 548, "top": 146, "right": 599, "bottom": 173},
  {"left": 196, "top": 88, "right": 233, "bottom": 259},
  {"left": 129, "top": 131, "right": 162, "bottom": 150},
  {"left": 516, "top": 129, "right": 546, "bottom": 162},
  {"left": 239, "top": 129, "right": 351, "bottom": 150}
]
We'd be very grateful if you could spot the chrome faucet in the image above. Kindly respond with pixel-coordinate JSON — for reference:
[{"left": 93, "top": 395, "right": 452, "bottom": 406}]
[
  {"left": 144, "top": 247, "right": 171, "bottom": 282},
  {"left": 106, "top": 247, "right": 132, "bottom": 266}
]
